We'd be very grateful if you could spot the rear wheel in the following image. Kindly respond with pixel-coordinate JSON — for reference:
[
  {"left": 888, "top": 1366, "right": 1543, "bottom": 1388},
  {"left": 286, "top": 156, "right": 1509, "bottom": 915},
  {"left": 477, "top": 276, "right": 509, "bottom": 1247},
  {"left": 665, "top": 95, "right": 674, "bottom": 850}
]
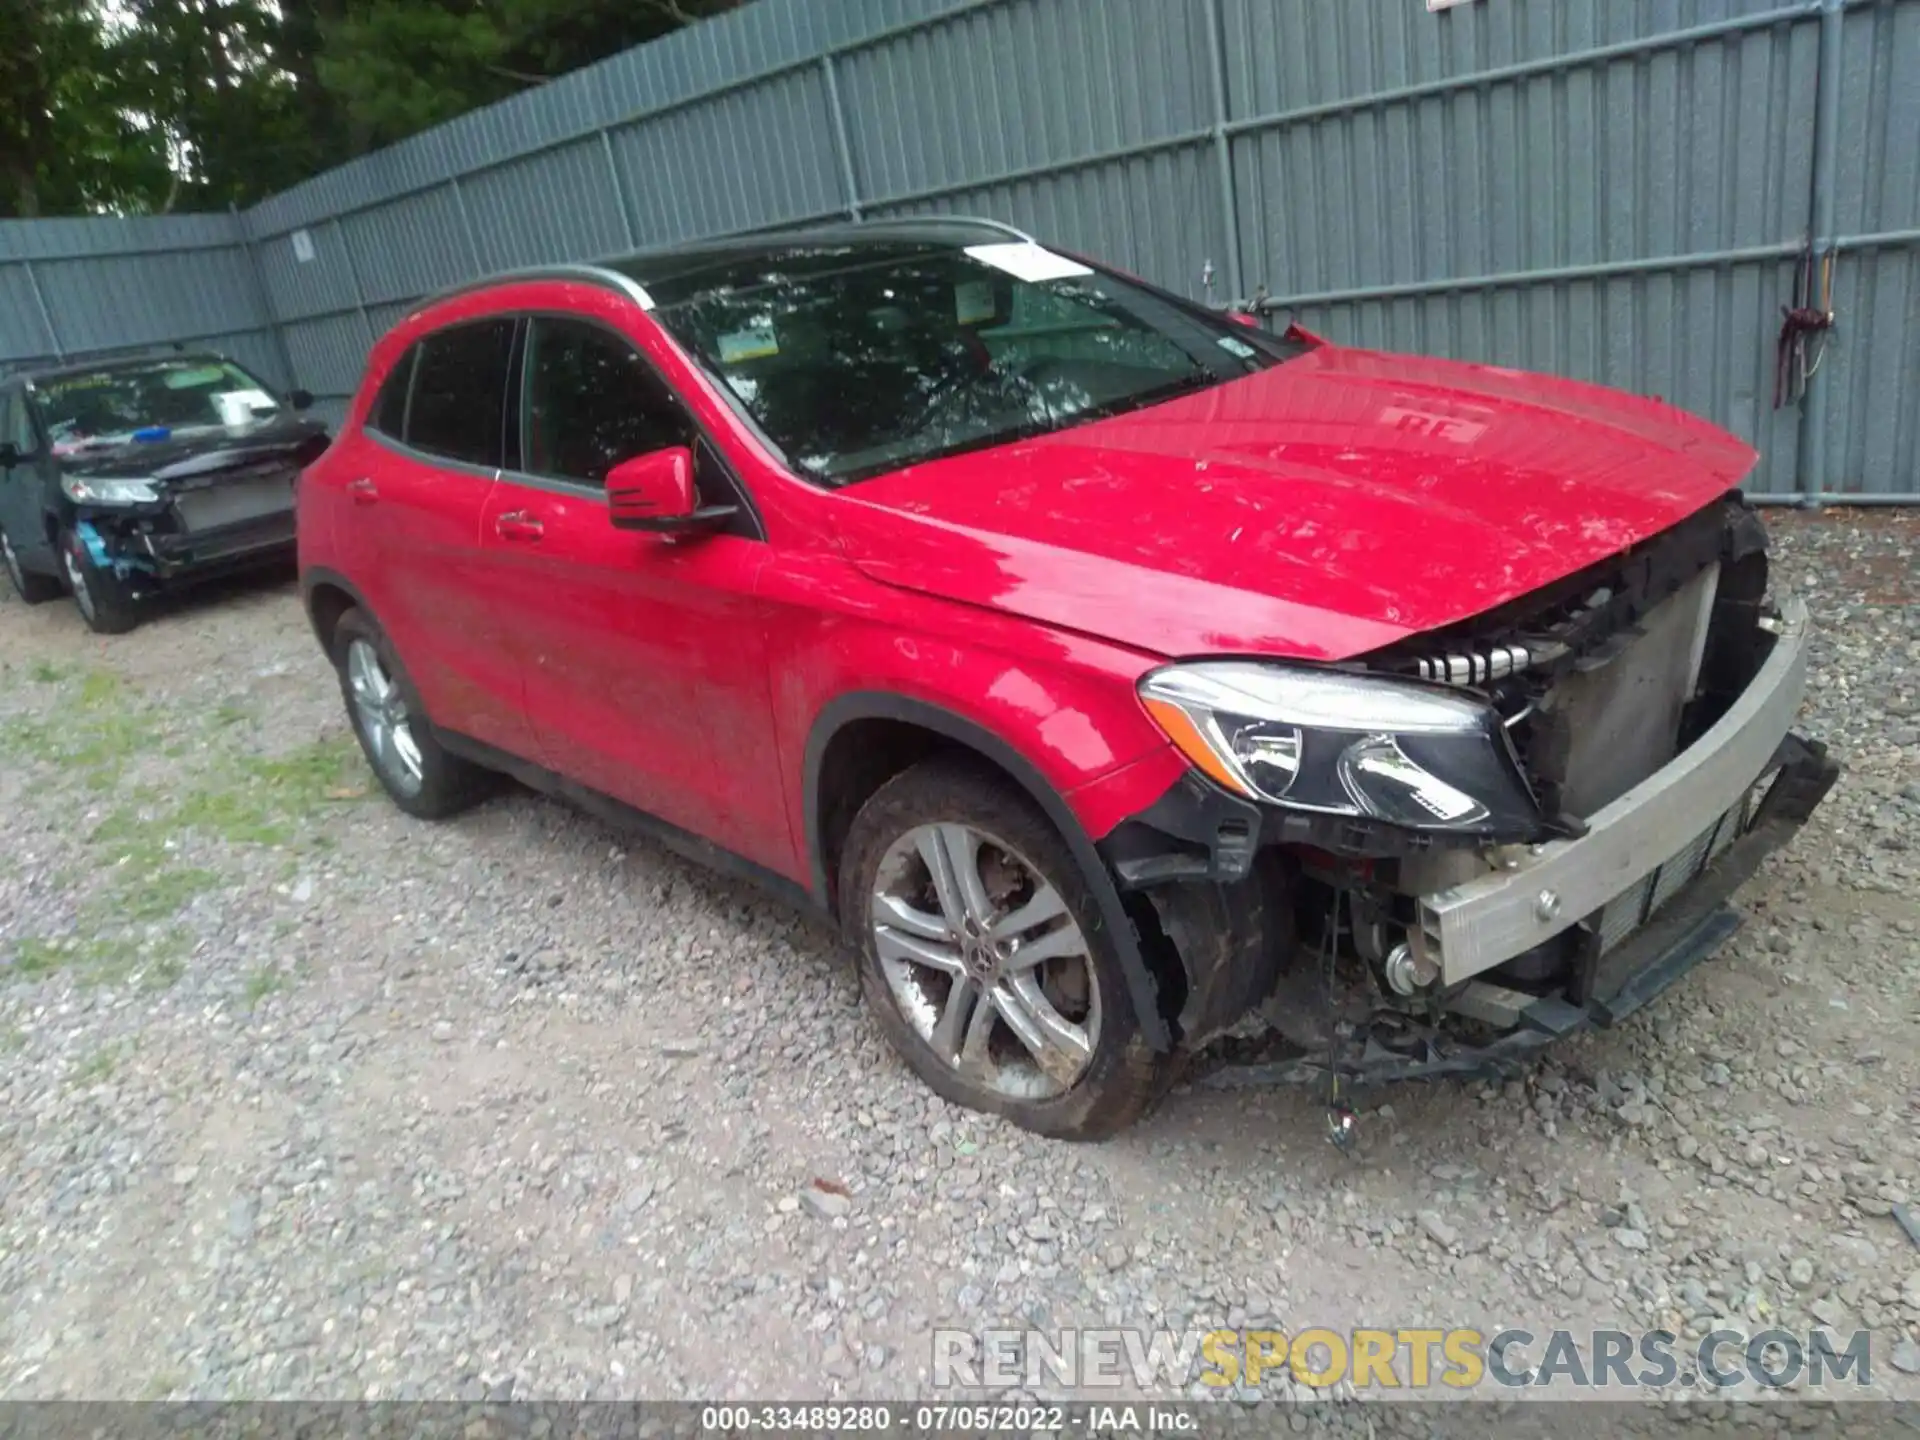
[
  {"left": 60, "top": 529, "right": 140, "bottom": 634},
  {"left": 332, "top": 607, "right": 496, "bottom": 819},
  {"left": 840, "top": 758, "right": 1171, "bottom": 1140},
  {"left": 0, "top": 527, "right": 60, "bottom": 604}
]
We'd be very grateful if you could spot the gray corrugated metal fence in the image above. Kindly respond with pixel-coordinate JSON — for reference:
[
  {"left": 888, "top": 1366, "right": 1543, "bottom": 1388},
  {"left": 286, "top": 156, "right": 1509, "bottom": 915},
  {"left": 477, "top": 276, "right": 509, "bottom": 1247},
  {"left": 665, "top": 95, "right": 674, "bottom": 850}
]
[
  {"left": 2, "top": 0, "right": 1915, "bottom": 500},
  {"left": 0, "top": 214, "right": 292, "bottom": 391}
]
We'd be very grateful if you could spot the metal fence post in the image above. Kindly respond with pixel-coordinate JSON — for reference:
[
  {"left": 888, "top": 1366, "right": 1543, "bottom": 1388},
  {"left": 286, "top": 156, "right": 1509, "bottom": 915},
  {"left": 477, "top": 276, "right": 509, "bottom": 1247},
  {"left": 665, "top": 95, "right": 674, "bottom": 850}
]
[
  {"left": 331, "top": 216, "right": 378, "bottom": 352},
  {"left": 21, "top": 260, "right": 63, "bottom": 360},
  {"left": 1202, "top": 0, "right": 1245, "bottom": 302},
  {"left": 232, "top": 203, "right": 299, "bottom": 392},
  {"left": 1796, "top": 0, "right": 1847, "bottom": 508},
  {"left": 601, "top": 128, "right": 640, "bottom": 252},
  {"left": 821, "top": 53, "right": 864, "bottom": 221},
  {"left": 448, "top": 177, "right": 485, "bottom": 275}
]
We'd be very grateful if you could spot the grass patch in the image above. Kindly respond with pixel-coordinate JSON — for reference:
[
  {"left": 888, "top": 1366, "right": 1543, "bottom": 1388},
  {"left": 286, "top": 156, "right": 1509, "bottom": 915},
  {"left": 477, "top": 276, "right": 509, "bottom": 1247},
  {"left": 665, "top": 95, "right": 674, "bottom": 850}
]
[
  {"left": 109, "top": 865, "right": 220, "bottom": 923},
  {"left": 8, "top": 929, "right": 189, "bottom": 987},
  {"left": 3, "top": 673, "right": 369, "bottom": 994},
  {"left": 70, "top": 1041, "right": 124, "bottom": 1085},
  {"left": 140, "top": 954, "right": 185, "bottom": 991},
  {"left": 89, "top": 795, "right": 164, "bottom": 847},
  {"left": 77, "top": 671, "right": 122, "bottom": 708},
  {"left": 243, "top": 966, "right": 289, "bottom": 1008},
  {"left": 29, "top": 659, "right": 66, "bottom": 684},
  {"left": 172, "top": 737, "right": 367, "bottom": 848},
  {"left": 0, "top": 669, "right": 150, "bottom": 790},
  {"left": 83, "top": 812, "right": 221, "bottom": 927}
]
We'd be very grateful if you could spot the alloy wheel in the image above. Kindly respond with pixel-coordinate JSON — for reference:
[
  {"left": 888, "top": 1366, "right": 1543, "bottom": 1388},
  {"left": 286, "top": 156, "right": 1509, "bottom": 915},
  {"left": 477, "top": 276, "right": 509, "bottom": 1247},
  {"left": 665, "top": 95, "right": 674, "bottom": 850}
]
[
  {"left": 61, "top": 544, "right": 95, "bottom": 623},
  {"left": 1, "top": 532, "right": 23, "bottom": 595},
  {"left": 346, "top": 638, "right": 425, "bottom": 795},
  {"left": 870, "top": 822, "right": 1100, "bottom": 1099}
]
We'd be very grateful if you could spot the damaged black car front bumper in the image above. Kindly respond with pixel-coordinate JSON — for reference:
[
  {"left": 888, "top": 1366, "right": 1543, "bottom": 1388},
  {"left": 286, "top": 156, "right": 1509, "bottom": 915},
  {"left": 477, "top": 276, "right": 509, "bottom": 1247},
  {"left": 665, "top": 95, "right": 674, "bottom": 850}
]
[{"left": 76, "top": 470, "right": 297, "bottom": 585}]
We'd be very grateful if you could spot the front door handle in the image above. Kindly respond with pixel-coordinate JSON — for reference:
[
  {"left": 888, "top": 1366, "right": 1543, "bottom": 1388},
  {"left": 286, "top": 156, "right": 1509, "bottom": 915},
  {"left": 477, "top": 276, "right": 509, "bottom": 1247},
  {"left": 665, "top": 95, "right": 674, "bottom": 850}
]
[
  {"left": 346, "top": 477, "right": 379, "bottom": 505},
  {"left": 494, "top": 510, "right": 544, "bottom": 541}
]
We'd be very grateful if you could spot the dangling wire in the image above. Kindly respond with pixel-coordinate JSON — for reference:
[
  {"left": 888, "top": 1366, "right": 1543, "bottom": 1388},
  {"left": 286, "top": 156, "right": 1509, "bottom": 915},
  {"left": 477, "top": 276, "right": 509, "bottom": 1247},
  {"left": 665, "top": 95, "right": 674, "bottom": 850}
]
[
  {"left": 1322, "top": 885, "right": 1358, "bottom": 1153},
  {"left": 1775, "top": 244, "right": 1837, "bottom": 409}
]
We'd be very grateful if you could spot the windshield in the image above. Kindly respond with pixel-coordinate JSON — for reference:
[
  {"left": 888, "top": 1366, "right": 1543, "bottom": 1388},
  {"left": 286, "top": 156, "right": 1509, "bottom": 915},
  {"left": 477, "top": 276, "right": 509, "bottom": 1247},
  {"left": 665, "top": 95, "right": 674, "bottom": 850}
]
[
  {"left": 639, "top": 241, "right": 1304, "bottom": 485},
  {"left": 36, "top": 359, "right": 280, "bottom": 453}
]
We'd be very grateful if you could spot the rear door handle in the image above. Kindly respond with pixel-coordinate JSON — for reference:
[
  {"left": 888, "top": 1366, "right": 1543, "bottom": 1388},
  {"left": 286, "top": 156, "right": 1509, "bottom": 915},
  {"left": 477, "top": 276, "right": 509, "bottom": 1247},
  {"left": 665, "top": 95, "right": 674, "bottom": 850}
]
[
  {"left": 346, "top": 478, "right": 379, "bottom": 505},
  {"left": 494, "top": 510, "right": 544, "bottom": 541}
]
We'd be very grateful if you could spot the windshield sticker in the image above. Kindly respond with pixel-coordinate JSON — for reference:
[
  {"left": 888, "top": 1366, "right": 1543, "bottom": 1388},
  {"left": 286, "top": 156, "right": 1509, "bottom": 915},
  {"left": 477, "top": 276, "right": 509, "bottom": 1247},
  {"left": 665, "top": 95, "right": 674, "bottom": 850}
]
[
  {"left": 955, "top": 279, "right": 997, "bottom": 325},
  {"left": 717, "top": 318, "right": 779, "bottom": 363},
  {"left": 1216, "top": 335, "right": 1258, "bottom": 359},
  {"left": 963, "top": 241, "right": 1094, "bottom": 284},
  {"left": 161, "top": 366, "right": 229, "bottom": 389},
  {"left": 213, "top": 389, "right": 277, "bottom": 426}
]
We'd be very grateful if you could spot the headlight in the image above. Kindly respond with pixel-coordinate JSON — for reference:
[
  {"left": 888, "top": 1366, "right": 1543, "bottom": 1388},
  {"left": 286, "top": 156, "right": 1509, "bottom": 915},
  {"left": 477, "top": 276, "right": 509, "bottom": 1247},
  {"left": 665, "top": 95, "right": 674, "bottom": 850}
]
[
  {"left": 1139, "top": 661, "right": 1541, "bottom": 836},
  {"left": 61, "top": 474, "right": 160, "bottom": 505}
]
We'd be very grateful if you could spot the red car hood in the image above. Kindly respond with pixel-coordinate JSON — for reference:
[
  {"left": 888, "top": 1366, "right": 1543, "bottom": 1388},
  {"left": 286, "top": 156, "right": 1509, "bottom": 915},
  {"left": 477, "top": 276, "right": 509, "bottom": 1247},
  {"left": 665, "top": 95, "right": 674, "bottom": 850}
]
[{"left": 828, "top": 345, "right": 1758, "bottom": 660}]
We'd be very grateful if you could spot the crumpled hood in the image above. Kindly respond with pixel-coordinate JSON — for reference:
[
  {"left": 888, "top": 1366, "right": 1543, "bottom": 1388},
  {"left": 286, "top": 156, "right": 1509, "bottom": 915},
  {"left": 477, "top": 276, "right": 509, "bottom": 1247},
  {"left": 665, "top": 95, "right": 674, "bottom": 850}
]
[
  {"left": 58, "top": 415, "right": 330, "bottom": 485},
  {"left": 829, "top": 345, "right": 1758, "bottom": 660}
]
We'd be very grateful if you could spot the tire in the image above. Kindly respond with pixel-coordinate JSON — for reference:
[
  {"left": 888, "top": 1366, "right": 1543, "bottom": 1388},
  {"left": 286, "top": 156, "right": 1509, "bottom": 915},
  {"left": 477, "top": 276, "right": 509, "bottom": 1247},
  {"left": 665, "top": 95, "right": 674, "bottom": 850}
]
[
  {"left": 0, "top": 526, "right": 60, "bottom": 605},
  {"left": 59, "top": 528, "right": 140, "bottom": 634},
  {"left": 839, "top": 756, "right": 1171, "bottom": 1140},
  {"left": 331, "top": 606, "right": 497, "bottom": 820}
]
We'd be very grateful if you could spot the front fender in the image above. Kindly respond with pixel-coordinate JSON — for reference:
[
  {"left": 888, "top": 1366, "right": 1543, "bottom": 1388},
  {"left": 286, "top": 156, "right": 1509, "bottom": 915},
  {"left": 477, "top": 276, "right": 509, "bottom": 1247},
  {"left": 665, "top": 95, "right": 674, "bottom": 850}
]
[{"left": 802, "top": 690, "right": 1173, "bottom": 1052}]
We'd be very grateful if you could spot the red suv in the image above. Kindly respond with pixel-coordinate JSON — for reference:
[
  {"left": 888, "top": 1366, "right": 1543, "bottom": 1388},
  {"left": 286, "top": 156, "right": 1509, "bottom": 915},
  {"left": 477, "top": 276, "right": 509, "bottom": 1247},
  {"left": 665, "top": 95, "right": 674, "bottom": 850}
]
[{"left": 298, "top": 218, "right": 1835, "bottom": 1139}]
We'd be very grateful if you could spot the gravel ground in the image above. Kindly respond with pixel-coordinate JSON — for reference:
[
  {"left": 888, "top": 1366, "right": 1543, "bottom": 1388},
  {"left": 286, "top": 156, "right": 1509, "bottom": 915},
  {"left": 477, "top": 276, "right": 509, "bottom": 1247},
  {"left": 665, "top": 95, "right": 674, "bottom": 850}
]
[{"left": 0, "top": 512, "right": 1915, "bottom": 1409}]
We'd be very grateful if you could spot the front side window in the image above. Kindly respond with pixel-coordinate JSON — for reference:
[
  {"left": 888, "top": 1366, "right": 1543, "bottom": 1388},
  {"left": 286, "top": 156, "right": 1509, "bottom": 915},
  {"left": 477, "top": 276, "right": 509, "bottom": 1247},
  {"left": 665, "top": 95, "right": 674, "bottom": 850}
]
[
  {"left": 521, "top": 317, "right": 690, "bottom": 487},
  {"left": 35, "top": 358, "right": 280, "bottom": 452},
  {"left": 634, "top": 242, "right": 1304, "bottom": 485},
  {"left": 405, "top": 318, "right": 515, "bottom": 468}
]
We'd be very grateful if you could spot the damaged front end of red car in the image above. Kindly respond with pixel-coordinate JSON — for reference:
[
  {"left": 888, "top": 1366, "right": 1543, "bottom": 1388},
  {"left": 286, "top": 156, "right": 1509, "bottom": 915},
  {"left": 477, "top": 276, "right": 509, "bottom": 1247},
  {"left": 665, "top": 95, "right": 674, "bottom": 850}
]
[{"left": 1097, "top": 495, "right": 1840, "bottom": 1091}]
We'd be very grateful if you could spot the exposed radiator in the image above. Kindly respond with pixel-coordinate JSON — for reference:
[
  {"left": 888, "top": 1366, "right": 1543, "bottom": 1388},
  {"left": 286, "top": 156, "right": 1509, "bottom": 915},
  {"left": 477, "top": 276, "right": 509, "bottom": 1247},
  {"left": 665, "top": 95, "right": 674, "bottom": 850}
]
[
  {"left": 1590, "top": 769, "right": 1774, "bottom": 954},
  {"left": 1530, "top": 564, "right": 1721, "bottom": 816}
]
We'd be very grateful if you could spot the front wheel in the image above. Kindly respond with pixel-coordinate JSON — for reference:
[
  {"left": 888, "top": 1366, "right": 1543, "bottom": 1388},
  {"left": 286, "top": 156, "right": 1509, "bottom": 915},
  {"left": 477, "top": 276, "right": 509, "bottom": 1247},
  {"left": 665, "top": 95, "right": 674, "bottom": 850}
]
[
  {"left": 60, "top": 529, "right": 140, "bottom": 634},
  {"left": 839, "top": 757, "right": 1171, "bottom": 1140}
]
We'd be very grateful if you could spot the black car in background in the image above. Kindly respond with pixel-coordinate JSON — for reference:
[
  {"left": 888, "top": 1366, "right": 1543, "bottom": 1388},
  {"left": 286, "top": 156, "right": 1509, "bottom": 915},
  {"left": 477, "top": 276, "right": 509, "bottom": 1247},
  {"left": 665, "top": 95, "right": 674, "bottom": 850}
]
[{"left": 0, "top": 353, "right": 330, "bottom": 633}]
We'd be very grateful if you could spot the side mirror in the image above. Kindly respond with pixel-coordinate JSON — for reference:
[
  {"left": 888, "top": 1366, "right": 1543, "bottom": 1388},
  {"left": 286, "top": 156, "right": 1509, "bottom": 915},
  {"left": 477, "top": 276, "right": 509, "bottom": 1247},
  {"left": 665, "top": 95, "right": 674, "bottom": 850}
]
[
  {"left": 607, "top": 446, "right": 737, "bottom": 536},
  {"left": 0, "top": 441, "right": 19, "bottom": 469},
  {"left": 287, "top": 388, "right": 315, "bottom": 412}
]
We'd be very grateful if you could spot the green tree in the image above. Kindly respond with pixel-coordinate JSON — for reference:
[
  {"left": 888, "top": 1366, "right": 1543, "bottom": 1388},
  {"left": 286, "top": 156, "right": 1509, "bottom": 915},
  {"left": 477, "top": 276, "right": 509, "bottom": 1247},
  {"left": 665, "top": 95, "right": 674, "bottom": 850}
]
[
  {"left": 1, "top": 0, "right": 741, "bottom": 217},
  {"left": 0, "top": 0, "right": 172, "bottom": 216},
  {"left": 115, "top": 0, "right": 322, "bottom": 208},
  {"left": 315, "top": 0, "right": 742, "bottom": 154}
]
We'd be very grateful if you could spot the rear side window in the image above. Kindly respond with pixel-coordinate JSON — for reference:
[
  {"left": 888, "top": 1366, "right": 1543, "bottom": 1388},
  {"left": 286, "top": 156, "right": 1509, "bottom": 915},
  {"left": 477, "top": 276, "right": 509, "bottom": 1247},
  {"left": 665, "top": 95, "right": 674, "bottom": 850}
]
[
  {"left": 368, "top": 348, "right": 415, "bottom": 437},
  {"left": 404, "top": 318, "right": 514, "bottom": 468},
  {"left": 5, "top": 391, "right": 37, "bottom": 455},
  {"left": 522, "top": 317, "right": 691, "bottom": 487}
]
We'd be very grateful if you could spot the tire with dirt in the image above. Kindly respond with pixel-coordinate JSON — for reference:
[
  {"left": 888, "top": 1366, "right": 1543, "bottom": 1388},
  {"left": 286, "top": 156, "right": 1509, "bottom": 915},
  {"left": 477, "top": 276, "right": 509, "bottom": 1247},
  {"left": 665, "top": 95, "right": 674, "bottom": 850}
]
[
  {"left": 59, "top": 528, "right": 140, "bottom": 634},
  {"left": 840, "top": 756, "right": 1172, "bottom": 1140},
  {"left": 0, "top": 526, "right": 60, "bottom": 604},
  {"left": 331, "top": 606, "right": 498, "bottom": 820}
]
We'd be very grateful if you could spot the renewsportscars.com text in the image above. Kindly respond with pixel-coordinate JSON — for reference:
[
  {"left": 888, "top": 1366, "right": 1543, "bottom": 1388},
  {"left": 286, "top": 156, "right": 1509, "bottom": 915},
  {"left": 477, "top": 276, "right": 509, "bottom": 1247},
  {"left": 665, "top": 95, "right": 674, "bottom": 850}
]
[{"left": 931, "top": 1326, "right": 1874, "bottom": 1393}]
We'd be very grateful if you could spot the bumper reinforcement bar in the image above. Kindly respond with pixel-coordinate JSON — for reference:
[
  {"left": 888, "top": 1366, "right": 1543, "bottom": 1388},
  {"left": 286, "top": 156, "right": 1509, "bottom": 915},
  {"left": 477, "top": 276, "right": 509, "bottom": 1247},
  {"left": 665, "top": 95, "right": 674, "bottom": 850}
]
[{"left": 1200, "top": 730, "right": 1837, "bottom": 1091}]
